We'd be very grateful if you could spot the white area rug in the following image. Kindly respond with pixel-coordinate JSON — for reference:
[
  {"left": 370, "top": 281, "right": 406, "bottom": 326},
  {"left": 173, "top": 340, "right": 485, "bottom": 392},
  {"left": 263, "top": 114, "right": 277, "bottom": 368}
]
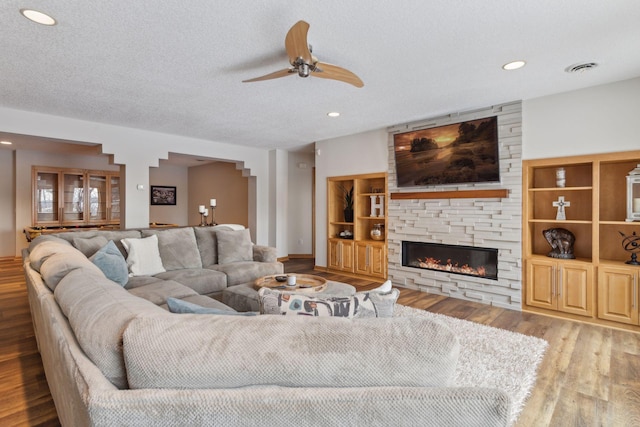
[{"left": 395, "top": 305, "right": 548, "bottom": 425}]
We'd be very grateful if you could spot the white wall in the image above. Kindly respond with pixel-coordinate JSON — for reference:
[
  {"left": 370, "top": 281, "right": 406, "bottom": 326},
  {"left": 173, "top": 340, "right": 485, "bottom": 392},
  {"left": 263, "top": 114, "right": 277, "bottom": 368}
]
[
  {"left": 0, "top": 107, "right": 273, "bottom": 249},
  {"left": 149, "top": 163, "right": 189, "bottom": 226},
  {"left": 287, "top": 151, "right": 315, "bottom": 255},
  {"left": 523, "top": 77, "right": 640, "bottom": 159},
  {"left": 0, "top": 149, "right": 14, "bottom": 257},
  {"left": 314, "top": 129, "right": 389, "bottom": 267}
]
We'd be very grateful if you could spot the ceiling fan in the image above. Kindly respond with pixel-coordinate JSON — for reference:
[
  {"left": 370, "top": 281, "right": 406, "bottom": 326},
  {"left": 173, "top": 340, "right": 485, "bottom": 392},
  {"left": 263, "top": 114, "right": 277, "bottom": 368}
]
[{"left": 242, "top": 20, "right": 364, "bottom": 88}]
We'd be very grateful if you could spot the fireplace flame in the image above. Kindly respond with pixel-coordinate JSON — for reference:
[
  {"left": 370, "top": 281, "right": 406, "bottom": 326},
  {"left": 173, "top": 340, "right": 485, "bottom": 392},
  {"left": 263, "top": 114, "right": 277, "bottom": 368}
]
[{"left": 413, "top": 257, "right": 490, "bottom": 278}]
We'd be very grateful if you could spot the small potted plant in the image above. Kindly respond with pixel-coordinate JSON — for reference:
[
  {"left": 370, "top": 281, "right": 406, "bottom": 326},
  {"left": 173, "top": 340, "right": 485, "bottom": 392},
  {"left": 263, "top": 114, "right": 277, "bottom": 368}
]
[{"left": 341, "top": 185, "right": 354, "bottom": 222}]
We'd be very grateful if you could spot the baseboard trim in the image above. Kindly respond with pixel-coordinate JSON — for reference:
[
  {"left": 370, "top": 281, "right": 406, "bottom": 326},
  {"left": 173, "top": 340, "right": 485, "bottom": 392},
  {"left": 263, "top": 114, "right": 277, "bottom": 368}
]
[{"left": 277, "top": 256, "right": 290, "bottom": 262}]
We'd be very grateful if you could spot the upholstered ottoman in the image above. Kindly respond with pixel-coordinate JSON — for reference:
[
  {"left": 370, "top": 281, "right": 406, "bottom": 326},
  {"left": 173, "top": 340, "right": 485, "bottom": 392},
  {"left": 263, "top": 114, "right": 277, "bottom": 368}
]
[{"left": 222, "top": 281, "right": 357, "bottom": 312}]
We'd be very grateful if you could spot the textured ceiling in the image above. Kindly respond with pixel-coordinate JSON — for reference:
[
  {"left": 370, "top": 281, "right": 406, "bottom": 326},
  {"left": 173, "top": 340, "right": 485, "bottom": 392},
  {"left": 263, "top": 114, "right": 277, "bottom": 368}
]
[{"left": 1, "top": 0, "right": 640, "bottom": 151}]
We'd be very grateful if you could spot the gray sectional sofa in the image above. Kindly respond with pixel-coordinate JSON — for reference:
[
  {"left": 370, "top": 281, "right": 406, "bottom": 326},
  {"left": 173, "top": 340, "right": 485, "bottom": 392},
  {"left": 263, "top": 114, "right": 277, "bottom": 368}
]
[{"left": 23, "top": 225, "right": 511, "bottom": 426}]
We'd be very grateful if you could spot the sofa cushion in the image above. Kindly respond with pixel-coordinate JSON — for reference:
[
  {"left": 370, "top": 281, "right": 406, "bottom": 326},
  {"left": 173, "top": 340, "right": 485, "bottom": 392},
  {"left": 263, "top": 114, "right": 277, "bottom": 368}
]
[
  {"left": 40, "top": 249, "right": 104, "bottom": 291},
  {"left": 51, "top": 229, "right": 142, "bottom": 257},
  {"left": 258, "top": 288, "right": 400, "bottom": 318},
  {"left": 123, "top": 314, "right": 460, "bottom": 390},
  {"left": 28, "top": 238, "right": 77, "bottom": 272},
  {"left": 127, "top": 280, "right": 197, "bottom": 305},
  {"left": 160, "top": 294, "right": 237, "bottom": 312},
  {"left": 54, "top": 268, "right": 164, "bottom": 389},
  {"left": 208, "top": 261, "right": 284, "bottom": 286},
  {"left": 141, "top": 227, "right": 202, "bottom": 270},
  {"left": 166, "top": 297, "right": 256, "bottom": 315},
  {"left": 216, "top": 229, "right": 253, "bottom": 264},
  {"left": 124, "top": 275, "right": 166, "bottom": 289},
  {"left": 153, "top": 268, "right": 227, "bottom": 296},
  {"left": 121, "top": 235, "right": 166, "bottom": 276},
  {"left": 72, "top": 236, "right": 109, "bottom": 257},
  {"left": 90, "top": 241, "right": 129, "bottom": 286},
  {"left": 193, "top": 227, "right": 218, "bottom": 267}
]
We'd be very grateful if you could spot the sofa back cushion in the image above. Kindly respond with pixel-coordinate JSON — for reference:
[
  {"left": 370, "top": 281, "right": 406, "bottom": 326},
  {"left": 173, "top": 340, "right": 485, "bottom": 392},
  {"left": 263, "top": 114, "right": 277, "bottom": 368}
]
[
  {"left": 141, "top": 227, "right": 203, "bottom": 270},
  {"left": 71, "top": 236, "right": 109, "bottom": 257},
  {"left": 193, "top": 227, "right": 218, "bottom": 266},
  {"left": 50, "top": 230, "right": 142, "bottom": 257},
  {"left": 28, "top": 237, "right": 75, "bottom": 272},
  {"left": 123, "top": 314, "right": 460, "bottom": 390},
  {"left": 54, "top": 268, "right": 164, "bottom": 389},
  {"left": 216, "top": 228, "right": 253, "bottom": 264}
]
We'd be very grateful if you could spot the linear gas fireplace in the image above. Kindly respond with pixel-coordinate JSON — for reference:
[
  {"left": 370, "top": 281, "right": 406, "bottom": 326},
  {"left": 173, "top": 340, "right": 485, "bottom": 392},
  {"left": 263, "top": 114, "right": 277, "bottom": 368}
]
[{"left": 402, "top": 241, "right": 498, "bottom": 280}]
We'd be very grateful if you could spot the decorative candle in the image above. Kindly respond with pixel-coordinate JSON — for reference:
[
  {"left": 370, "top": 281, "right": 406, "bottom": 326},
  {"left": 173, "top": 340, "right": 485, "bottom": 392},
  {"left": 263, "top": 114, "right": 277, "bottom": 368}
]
[
  {"left": 198, "top": 205, "right": 205, "bottom": 213},
  {"left": 634, "top": 198, "right": 640, "bottom": 213},
  {"left": 210, "top": 198, "right": 217, "bottom": 207},
  {"left": 203, "top": 209, "right": 208, "bottom": 216}
]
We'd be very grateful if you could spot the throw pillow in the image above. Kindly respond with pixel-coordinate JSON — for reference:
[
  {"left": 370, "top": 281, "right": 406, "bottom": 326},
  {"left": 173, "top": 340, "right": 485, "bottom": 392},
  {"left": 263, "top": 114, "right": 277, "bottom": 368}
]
[
  {"left": 216, "top": 229, "right": 253, "bottom": 264},
  {"left": 166, "top": 297, "right": 257, "bottom": 316},
  {"left": 371, "top": 279, "right": 392, "bottom": 293},
  {"left": 72, "top": 236, "right": 109, "bottom": 258},
  {"left": 141, "top": 227, "right": 202, "bottom": 270},
  {"left": 120, "top": 235, "right": 166, "bottom": 277},
  {"left": 90, "top": 240, "right": 129, "bottom": 286},
  {"left": 258, "top": 288, "right": 399, "bottom": 318}
]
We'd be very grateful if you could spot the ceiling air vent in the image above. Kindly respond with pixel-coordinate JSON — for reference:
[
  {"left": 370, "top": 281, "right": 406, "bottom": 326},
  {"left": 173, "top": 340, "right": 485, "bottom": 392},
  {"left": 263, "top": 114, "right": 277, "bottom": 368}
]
[{"left": 565, "top": 62, "right": 598, "bottom": 73}]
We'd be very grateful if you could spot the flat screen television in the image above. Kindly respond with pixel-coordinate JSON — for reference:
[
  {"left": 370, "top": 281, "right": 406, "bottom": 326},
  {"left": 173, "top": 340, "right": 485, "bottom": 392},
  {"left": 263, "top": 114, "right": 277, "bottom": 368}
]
[{"left": 393, "top": 116, "right": 499, "bottom": 187}]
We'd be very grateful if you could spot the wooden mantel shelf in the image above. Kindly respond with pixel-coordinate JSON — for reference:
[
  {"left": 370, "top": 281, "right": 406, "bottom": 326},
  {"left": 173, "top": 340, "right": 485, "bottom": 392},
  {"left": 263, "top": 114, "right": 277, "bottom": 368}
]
[{"left": 390, "top": 189, "right": 509, "bottom": 200}]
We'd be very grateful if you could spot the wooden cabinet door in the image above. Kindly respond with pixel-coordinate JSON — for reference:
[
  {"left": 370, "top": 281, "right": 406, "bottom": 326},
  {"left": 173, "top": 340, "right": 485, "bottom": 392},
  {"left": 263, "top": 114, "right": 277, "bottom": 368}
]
[
  {"left": 328, "top": 240, "right": 342, "bottom": 270},
  {"left": 109, "top": 175, "right": 120, "bottom": 224},
  {"left": 340, "top": 241, "right": 354, "bottom": 273},
  {"left": 61, "top": 171, "right": 86, "bottom": 225},
  {"left": 369, "top": 243, "right": 386, "bottom": 278},
  {"left": 598, "top": 266, "right": 638, "bottom": 325},
  {"left": 88, "top": 173, "right": 108, "bottom": 223},
  {"left": 558, "top": 262, "right": 593, "bottom": 317},
  {"left": 33, "top": 170, "right": 61, "bottom": 226},
  {"left": 354, "top": 242, "right": 369, "bottom": 275},
  {"left": 526, "top": 258, "right": 556, "bottom": 310}
]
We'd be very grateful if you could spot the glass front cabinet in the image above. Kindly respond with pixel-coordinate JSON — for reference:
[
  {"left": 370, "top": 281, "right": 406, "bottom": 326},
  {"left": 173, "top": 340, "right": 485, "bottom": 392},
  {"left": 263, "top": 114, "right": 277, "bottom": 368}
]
[{"left": 33, "top": 167, "right": 121, "bottom": 227}]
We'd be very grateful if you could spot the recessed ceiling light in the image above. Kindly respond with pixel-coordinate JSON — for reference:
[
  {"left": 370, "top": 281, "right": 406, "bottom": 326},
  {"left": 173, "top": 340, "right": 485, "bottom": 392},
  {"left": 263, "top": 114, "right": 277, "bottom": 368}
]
[
  {"left": 20, "top": 9, "right": 57, "bottom": 26},
  {"left": 502, "top": 60, "right": 526, "bottom": 71},
  {"left": 327, "top": 112, "right": 340, "bottom": 118},
  {"left": 0, "top": 141, "right": 13, "bottom": 145}
]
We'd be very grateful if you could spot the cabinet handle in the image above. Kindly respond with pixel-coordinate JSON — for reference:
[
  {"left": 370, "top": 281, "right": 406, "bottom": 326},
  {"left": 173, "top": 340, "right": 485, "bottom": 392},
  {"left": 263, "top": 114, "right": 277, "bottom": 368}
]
[{"left": 558, "top": 266, "right": 562, "bottom": 298}]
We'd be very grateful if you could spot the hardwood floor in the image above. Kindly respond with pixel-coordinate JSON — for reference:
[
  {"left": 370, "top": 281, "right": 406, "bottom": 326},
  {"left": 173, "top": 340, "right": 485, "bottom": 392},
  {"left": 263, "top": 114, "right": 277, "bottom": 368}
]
[{"left": 1, "top": 256, "right": 639, "bottom": 426}]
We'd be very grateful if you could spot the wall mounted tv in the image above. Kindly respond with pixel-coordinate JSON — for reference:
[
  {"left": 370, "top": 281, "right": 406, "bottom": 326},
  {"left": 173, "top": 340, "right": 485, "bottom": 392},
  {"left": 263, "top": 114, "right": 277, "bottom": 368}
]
[{"left": 393, "top": 116, "right": 499, "bottom": 187}]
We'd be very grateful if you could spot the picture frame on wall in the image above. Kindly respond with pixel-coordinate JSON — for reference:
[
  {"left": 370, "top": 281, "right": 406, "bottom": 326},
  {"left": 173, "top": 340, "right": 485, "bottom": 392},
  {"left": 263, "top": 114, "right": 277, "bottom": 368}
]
[{"left": 150, "top": 185, "right": 176, "bottom": 206}]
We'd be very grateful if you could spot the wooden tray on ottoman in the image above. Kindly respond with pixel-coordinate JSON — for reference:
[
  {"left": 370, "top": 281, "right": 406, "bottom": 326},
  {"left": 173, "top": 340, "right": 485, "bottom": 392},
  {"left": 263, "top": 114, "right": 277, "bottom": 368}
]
[{"left": 254, "top": 274, "right": 327, "bottom": 293}]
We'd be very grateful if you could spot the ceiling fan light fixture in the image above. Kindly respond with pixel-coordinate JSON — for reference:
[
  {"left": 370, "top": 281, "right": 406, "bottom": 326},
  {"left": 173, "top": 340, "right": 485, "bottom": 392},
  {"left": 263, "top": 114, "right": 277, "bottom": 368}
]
[
  {"left": 502, "top": 60, "right": 526, "bottom": 71},
  {"left": 20, "top": 9, "right": 57, "bottom": 26},
  {"left": 327, "top": 112, "right": 340, "bottom": 118}
]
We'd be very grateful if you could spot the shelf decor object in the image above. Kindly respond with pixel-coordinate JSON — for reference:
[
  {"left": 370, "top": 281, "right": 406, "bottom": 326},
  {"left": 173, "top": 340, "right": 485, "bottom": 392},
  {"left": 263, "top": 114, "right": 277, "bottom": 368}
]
[
  {"left": 369, "top": 195, "right": 384, "bottom": 217},
  {"left": 619, "top": 231, "right": 640, "bottom": 265},
  {"left": 552, "top": 196, "right": 570, "bottom": 220},
  {"left": 626, "top": 164, "right": 640, "bottom": 222},
  {"left": 556, "top": 167, "right": 566, "bottom": 187},
  {"left": 543, "top": 228, "right": 576, "bottom": 259},
  {"left": 209, "top": 198, "right": 217, "bottom": 226}
]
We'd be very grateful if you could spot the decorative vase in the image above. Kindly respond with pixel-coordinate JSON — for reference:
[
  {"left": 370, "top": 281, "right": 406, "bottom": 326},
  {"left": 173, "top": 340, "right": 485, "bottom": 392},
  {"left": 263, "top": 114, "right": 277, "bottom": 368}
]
[
  {"left": 344, "top": 209, "right": 354, "bottom": 223},
  {"left": 370, "top": 223, "right": 384, "bottom": 241}
]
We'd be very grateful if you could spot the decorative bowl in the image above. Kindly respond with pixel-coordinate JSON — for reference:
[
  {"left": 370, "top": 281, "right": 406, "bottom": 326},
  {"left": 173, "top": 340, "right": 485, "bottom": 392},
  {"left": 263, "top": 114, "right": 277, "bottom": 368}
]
[{"left": 274, "top": 275, "right": 288, "bottom": 282}]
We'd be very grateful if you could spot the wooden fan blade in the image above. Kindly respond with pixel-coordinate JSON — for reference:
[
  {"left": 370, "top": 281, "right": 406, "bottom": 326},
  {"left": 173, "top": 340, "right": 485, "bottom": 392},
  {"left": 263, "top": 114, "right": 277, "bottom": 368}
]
[
  {"left": 313, "top": 62, "right": 364, "bottom": 88},
  {"left": 242, "top": 68, "right": 294, "bottom": 83},
  {"left": 285, "top": 20, "right": 312, "bottom": 65}
]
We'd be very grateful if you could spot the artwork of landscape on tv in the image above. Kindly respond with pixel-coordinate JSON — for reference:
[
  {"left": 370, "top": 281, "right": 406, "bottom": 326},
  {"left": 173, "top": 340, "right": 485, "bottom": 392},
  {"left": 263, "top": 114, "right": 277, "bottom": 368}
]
[{"left": 393, "top": 116, "right": 500, "bottom": 187}]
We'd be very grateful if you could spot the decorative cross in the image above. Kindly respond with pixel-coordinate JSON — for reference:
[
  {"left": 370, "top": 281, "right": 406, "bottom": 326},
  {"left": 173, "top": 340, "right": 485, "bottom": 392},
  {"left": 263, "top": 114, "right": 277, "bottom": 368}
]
[{"left": 553, "top": 196, "right": 570, "bottom": 220}]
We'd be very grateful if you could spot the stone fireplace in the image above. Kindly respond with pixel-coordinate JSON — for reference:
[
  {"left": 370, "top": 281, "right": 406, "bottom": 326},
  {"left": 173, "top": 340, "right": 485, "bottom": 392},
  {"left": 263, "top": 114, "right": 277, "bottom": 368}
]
[
  {"left": 402, "top": 241, "right": 498, "bottom": 280},
  {"left": 386, "top": 102, "right": 522, "bottom": 310}
]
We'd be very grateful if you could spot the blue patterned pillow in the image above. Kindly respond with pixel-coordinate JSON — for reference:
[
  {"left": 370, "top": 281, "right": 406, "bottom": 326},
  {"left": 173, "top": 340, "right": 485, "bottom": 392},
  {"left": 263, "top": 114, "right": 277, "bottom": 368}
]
[
  {"left": 90, "top": 240, "right": 129, "bottom": 286},
  {"left": 167, "top": 297, "right": 257, "bottom": 316}
]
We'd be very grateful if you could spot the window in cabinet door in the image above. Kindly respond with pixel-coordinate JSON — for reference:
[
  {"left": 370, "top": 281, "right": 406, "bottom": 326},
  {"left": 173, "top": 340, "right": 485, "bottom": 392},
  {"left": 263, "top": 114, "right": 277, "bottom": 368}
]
[
  {"left": 89, "top": 175, "right": 107, "bottom": 221},
  {"left": 36, "top": 172, "right": 58, "bottom": 223}
]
